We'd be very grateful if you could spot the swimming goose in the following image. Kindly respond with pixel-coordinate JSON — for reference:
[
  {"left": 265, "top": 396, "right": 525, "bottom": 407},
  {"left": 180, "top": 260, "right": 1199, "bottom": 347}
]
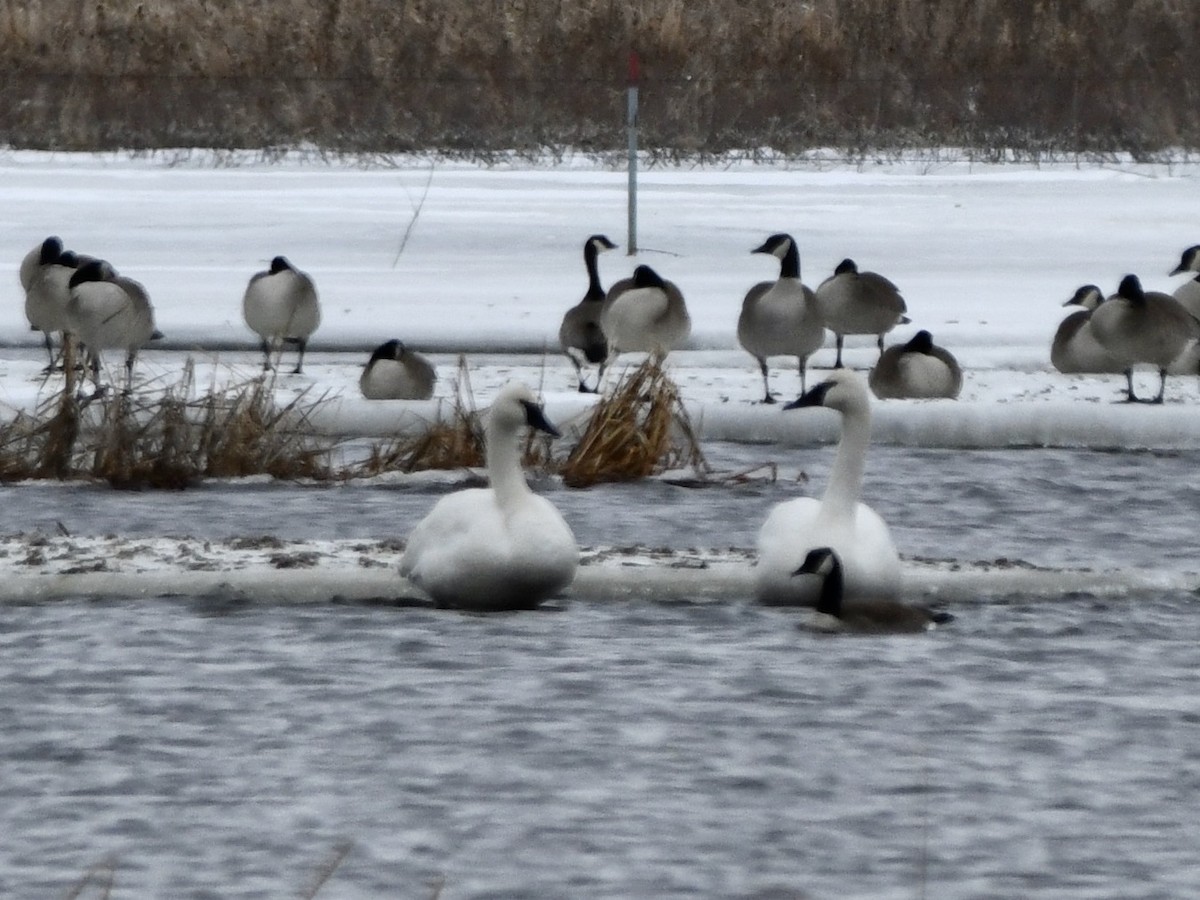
[
  {"left": 869, "top": 329, "right": 963, "bottom": 399},
  {"left": 1051, "top": 285, "right": 1125, "bottom": 375},
  {"left": 600, "top": 264, "right": 691, "bottom": 367},
  {"left": 66, "top": 259, "right": 159, "bottom": 388},
  {"left": 242, "top": 256, "right": 321, "bottom": 374},
  {"left": 1169, "top": 244, "right": 1200, "bottom": 319},
  {"left": 795, "top": 547, "right": 953, "bottom": 634},
  {"left": 814, "top": 258, "right": 909, "bottom": 368},
  {"left": 359, "top": 339, "right": 437, "bottom": 400},
  {"left": 755, "top": 369, "right": 901, "bottom": 607},
  {"left": 400, "top": 382, "right": 579, "bottom": 611},
  {"left": 738, "top": 233, "right": 826, "bottom": 403},
  {"left": 1088, "top": 274, "right": 1199, "bottom": 402},
  {"left": 559, "top": 234, "right": 617, "bottom": 392}
]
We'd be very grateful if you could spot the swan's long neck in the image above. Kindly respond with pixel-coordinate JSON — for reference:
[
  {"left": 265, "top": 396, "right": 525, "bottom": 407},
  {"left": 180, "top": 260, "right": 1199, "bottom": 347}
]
[
  {"left": 819, "top": 406, "right": 871, "bottom": 525},
  {"left": 487, "top": 422, "right": 532, "bottom": 508}
]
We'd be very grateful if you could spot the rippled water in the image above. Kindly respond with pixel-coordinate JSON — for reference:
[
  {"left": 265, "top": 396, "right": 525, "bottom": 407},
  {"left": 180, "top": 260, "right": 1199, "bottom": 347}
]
[{"left": 3, "top": 446, "right": 1200, "bottom": 898}]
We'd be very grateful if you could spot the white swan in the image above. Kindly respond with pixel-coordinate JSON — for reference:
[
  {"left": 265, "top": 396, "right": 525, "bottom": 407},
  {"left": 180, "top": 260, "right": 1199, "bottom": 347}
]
[
  {"left": 600, "top": 264, "right": 691, "bottom": 366},
  {"left": 794, "top": 547, "right": 952, "bottom": 634},
  {"left": 737, "top": 233, "right": 826, "bottom": 403},
  {"left": 1051, "top": 285, "right": 1124, "bottom": 375},
  {"left": 558, "top": 234, "right": 617, "bottom": 392},
  {"left": 814, "top": 258, "right": 910, "bottom": 368},
  {"left": 755, "top": 369, "right": 900, "bottom": 606},
  {"left": 1089, "top": 274, "right": 1199, "bottom": 402},
  {"left": 243, "top": 255, "right": 321, "bottom": 374},
  {"left": 359, "top": 339, "right": 436, "bottom": 400},
  {"left": 400, "top": 382, "right": 579, "bottom": 610},
  {"left": 869, "top": 329, "right": 963, "bottom": 399},
  {"left": 66, "top": 259, "right": 160, "bottom": 388}
]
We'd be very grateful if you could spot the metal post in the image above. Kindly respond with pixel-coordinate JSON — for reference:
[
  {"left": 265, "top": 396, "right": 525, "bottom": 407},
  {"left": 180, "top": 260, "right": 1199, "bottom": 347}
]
[{"left": 626, "top": 51, "right": 639, "bottom": 256}]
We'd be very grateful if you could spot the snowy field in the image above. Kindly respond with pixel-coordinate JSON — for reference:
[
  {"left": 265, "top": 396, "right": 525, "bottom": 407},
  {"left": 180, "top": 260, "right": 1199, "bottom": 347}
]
[{"left": 4, "top": 149, "right": 1200, "bottom": 447}]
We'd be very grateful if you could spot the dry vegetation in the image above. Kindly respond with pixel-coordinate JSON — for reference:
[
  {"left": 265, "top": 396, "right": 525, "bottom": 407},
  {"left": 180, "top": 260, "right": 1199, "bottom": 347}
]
[
  {"left": 0, "top": 355, "right": 710, "bottom": 489},
  {"left": 1, "top": 0, "right": 1198, "bottom": 156}
]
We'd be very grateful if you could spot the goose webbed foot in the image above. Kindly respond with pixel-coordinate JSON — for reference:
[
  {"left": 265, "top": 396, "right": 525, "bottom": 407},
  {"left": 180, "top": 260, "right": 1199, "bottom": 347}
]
[{"left": 760, "top": 393, "right": 777, "bottom": 404}]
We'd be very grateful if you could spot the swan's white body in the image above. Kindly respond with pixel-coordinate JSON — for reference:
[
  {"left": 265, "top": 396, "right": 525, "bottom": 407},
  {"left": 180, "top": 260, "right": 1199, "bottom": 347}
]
[
  {"left": 755, "top": 370, "right": 901, "bottom": 606},
  {"left": 738, "top": 233, "right": 825, "bottom": 401},
  {"left": 243, "top": 256, "right": 321, "bottom": 372},
  {"left": 400, "top": 383, "right": 579, "bottom": 610},
  {"left": 359, "top": 340, "right": 436, "bottom": 400}
]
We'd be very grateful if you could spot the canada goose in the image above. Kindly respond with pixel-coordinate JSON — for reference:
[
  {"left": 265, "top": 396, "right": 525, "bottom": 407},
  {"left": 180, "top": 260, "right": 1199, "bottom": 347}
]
[
  {"left": 400, "top": 382, "right": 579, "bottom": 611},
  {"left": 242, "top": 256, "right": 321, "bottom": 374},
  {"left": 755, "top": 369, "right": 901, "bottom": 607},
  {"left": 1051, "top": 285, "right": 1125, "bottom": 375},
  {"left": 1169, "top": 244, "right": 1200, "bottom": 319},
  {"left": 600, "top": 264, "right": 691, "bottom": 368},
  {"left": 794, "top": 547, "right": 953, "bottom": 634},
  {"left": 1089, "top": 274, "right": 1199, "bottom": 403},
  {"left": 21, "top": 237, "right": 79, "bottom": 368},
  {"left": 359, "top": 339, "right": 436, "bottom": 400},
  {"left": 66, "top": 259, "right": 159, "bottom": 388},
  {"left": 814, "top": 258, "right": 910, "bottom": 368},
  {"left": 869, "top": 329, "right": 963, "bottom": 399},
  {"left": 738, "top": 233, "right": 826, "bottom": 403},
  {"left": 559, "top": 234, "right": 617, "bottom": 392}
]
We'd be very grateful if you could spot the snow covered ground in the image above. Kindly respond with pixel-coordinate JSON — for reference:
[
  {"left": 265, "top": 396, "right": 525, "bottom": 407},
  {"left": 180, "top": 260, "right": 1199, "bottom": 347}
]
[
  {"left": 3, "top": 149, "right": 1200, "bottom": 447},
  {"left": 4, "top": 150, "right": 1200, "bottom": 600}
]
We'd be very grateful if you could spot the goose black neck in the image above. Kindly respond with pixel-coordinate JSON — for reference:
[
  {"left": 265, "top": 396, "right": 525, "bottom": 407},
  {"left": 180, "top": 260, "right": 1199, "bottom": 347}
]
[
  {"left": 584, "top": 242, "right": 604, "bottom": 301},
  {"left": 814, "top": 556, "right": 845, "bottom": 618},
  {"left": 778, "top": 240, "right": 801, "bottom": 279}
]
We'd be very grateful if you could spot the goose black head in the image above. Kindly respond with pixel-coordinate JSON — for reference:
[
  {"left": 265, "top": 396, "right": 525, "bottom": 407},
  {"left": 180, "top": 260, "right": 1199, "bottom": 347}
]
[
  {"left": 904, "top": 330, "right": 936, "bottom": 355},
  {"left": 833, "top": 258, "right": 859, "bottom": 276},
  {"left": 268, "top": 256, "right": 293, "bottom": 274},
  {"left": 68, "top": 259, "right": 112, "bottom": 288},
  {"left": 751, "top": 233, "right": 793, "bottom": 256},
  {"left": 1116, "top": 274, "right": 1146, "bottom": 303},
  {"left": 38, "top": 236, "right": 64, "bottom": 265},
  {"left": 369, "top": 339, "right": 406, "bottom": 364},
  {"left": 793, "top": 546, "right": 844, "bottom": 617},
  {"left": 632, "top": 265, "right": 667, "bottom": 290},
  {"left": 1170, "top": 245, "right": 1200, "bottom": 277},
  {"left": 1064, "top": 284, "right": 1103, "bottom": 308},
  {"left": 587, "top": 234, "right": 617, "bottom": 254}
]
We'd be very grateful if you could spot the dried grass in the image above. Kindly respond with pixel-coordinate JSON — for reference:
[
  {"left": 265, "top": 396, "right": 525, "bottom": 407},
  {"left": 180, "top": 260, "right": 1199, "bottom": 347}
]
[
  {"left": 2, "top": 0, "right": 1198, "bottom": 154},
  {"left": 559, "top": 354, "right": 707, "bottom": 487}
]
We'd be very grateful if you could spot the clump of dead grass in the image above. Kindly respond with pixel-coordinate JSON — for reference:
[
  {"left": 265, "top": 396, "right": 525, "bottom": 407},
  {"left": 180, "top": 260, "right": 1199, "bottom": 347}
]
[
  {"left": 559, "top": 354, "right": 707, "bottom": 487},
  {"left": 0, "top": 359, "right": 335, "bottom": 488}
]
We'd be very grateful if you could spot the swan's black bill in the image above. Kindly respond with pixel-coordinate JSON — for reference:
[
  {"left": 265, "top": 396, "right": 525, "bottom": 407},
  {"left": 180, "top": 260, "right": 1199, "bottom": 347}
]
[
  {"left": 520, "top": 400, "right": 561, "bottom": 438},
  {"left": 783, "top": 381, "right": 832, "bottom": 410}
]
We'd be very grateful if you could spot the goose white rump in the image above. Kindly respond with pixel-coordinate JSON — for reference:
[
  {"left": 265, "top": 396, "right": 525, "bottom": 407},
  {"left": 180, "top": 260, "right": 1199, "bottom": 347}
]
[
  {"left": 755, "top": 370, "right": 901, "bottom": 606},
  {"left": 400, "top": 383, "right": 579, "bottom": 610}
]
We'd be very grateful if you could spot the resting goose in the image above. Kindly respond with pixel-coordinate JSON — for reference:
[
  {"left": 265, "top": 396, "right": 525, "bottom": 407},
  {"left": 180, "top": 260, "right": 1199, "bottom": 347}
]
[
  {"left": 559, "top": 234, "right": 617, "bottom": 392},
  {"left": 814, "top": 258, "right": 910, "bottom": 368},
  {"left": 600, "top": 264, "right": 691, "bottom": 367},
  {"left": 243, "top": 256, "right": 321, "bottom": 374},
  {"left": 755, "top": 369, "right": 901, "bottom": 607},
  {"left": 400, "top": 382, "right": 579, "bottom": 611},
  {"left": 1051, "top": 285, "right": 1125, "bottom": 375},
  {"left": 66, "top": 259, "right": 159, "bottom": 388},
  {"left": 359, "top": 339, "right": 436, "bottom": 400},
  {"left": 738, "top": 233, "right": 826, "bottom": 403},
  {"left": 22, "top": 238, "right": 84, "bottom": 368},
  {"left": 1088, "top": 274, "right": 1199, "bottom": 402},
  {"left": 795, "top": 547, "right": 953, "bottom": 634},
  {"left": 869, "top": 329, "right": 963, "bottom": 399},
  {"left": 1169, "top": 244, "right": 1200, "bottom": 319}
]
